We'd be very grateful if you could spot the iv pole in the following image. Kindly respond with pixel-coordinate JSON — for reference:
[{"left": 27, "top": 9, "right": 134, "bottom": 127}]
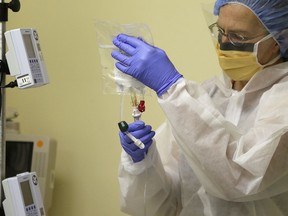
[{"left": 0, "top": 0, "right": 20, "bottom": 214}]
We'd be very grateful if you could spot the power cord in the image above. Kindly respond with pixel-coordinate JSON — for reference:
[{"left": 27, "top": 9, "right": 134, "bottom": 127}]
[{"left": 0, "top": 80, "right": 18, "bottom": 88}]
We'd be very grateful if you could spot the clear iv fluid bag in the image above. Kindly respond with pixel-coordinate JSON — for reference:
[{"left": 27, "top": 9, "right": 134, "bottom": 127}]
[{"left": 95, "top": 21, "right": 153, "bottom": 95}]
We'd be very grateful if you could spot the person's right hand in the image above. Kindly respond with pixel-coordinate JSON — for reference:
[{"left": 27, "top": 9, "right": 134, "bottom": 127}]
[{"left": 119, "top": 121, "right": 155, "bottom": 162}]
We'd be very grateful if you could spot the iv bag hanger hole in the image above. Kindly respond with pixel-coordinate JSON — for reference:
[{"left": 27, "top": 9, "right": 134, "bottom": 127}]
[{"left": 0, "top": 0, "right": 21, "bottom": 22}]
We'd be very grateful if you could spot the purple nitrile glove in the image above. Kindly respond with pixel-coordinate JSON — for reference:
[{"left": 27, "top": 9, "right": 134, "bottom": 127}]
[
  {"left": 119, "top": 121, "right": 155, "bottom": 163},
  {"left": 111, "top": 34, "right": 183, "bottom": 96}
]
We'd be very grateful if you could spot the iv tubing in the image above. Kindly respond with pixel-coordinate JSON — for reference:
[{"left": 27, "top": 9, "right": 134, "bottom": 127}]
[{"left": 120, "top": 92, "right": 125, "bottom": 121}]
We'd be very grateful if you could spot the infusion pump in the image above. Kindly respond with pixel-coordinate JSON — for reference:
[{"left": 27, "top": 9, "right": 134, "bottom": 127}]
[
  {"left": 5, "top": 28, "right": 49, "bottom": 88},
  {"left": 2, "top": 172, "right": 46, "bottom": 216}
]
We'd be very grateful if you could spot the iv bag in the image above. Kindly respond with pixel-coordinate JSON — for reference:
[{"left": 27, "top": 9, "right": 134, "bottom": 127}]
[{"left": 95, "top": 21, "right": 154, "bottom": 95}]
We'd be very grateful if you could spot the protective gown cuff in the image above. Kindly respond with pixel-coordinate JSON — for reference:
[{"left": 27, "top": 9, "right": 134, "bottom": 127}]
[
  {"left": 120, "top": 141, "right": 157, "bottom": 175},
  {"left": 156, "top": 74, "right": 183, "bottom": 97}
]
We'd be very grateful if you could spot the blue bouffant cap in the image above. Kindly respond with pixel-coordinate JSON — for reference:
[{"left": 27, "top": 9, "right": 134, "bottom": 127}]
[{"left": 214, "top": 0, "right": 288, "bottom": 59}]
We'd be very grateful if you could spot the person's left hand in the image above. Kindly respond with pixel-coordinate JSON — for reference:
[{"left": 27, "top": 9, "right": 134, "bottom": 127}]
[
  {"left": 111, "top": 34, "right": 183, "bottom": 96},
  {"left": 119, "top": 121, "right": 155, "bottom": 163}
]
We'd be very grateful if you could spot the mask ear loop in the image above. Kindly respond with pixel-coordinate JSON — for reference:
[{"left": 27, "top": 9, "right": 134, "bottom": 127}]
[
  {"left": 253, "top": 34, "right": 282, "bottom": 66},
  {"left": 253, "top": 34, "right": 273, "bottom": 55}
]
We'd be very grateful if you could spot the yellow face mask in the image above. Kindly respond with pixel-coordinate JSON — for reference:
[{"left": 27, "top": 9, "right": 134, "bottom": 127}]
[
  {"left": 216, "top": 34, "right": 281, "bottom": 81},
  {"left": 216, "top": 44, "right": 260, "bottom": 81}
]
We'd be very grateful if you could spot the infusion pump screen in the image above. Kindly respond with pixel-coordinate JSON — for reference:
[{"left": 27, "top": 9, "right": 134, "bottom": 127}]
[
  {"left": 20, "top": 180, "right": 34, "bottom": 206},
  {"left": 23, "top": 34, "right": 36, "bottom": 58}
]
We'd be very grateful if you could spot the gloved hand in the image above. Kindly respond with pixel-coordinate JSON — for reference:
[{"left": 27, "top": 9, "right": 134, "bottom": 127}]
[
  {"left": 111, "top": 34, "right": 183, "bottom": 96},
  {"left": 119, "top": 121, "right": 155, "bottom": 163}
]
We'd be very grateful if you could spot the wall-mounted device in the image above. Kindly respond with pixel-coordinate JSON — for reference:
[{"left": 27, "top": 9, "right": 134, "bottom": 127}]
[
  {"left": 2, "top": 172, "right": 46, "bottom": 216},
  {"left": 5, "top": 132, "right": 57, "bottom": 212},
  {"left": 5, "top": 28, "right": 49, "bottom": 88}
]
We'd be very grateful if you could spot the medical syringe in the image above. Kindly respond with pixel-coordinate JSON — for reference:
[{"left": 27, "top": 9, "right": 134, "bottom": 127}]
[{"left": 118, "top": 121, "right": 145, "bottom": 149}]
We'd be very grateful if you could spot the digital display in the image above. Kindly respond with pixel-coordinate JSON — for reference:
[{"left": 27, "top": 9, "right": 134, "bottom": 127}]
[
  {"left": 23, "top": 34, "right": 36, "bottom": 58},
  {"left": 20, "top": 180, "right": 34, "bottom": 206},
  {"left": 6, "top": 141, "right": 33, "bottom": 178}
]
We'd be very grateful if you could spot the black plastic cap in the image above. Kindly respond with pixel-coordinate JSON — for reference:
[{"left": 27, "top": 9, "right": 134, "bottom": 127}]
[{"left": 118, "top": 121, "right": 129, "bottom": 132}]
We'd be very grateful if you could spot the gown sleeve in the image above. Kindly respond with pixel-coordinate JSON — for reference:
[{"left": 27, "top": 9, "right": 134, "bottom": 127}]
[{"left": 118, "top": 121, "right": 182, "bottom": 216}]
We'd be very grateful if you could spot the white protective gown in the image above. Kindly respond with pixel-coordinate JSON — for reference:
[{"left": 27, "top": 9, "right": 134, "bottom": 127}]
[{"left": 118, "top": 61, "right": 288, "bottom": 216}]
